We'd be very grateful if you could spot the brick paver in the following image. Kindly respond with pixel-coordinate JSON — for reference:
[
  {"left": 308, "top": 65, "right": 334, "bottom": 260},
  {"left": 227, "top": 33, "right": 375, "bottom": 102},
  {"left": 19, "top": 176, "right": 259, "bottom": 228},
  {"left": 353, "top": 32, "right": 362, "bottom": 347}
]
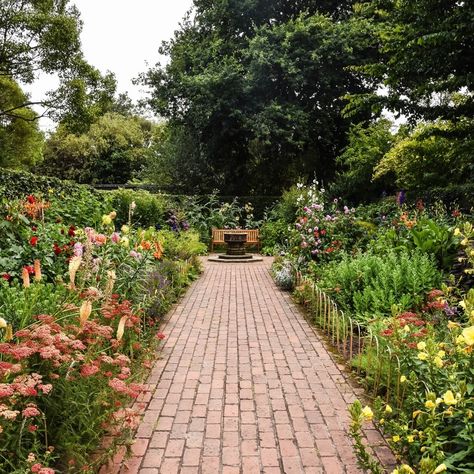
[{"left": 110, "top": 258, "right": 391, "bottom": 473}]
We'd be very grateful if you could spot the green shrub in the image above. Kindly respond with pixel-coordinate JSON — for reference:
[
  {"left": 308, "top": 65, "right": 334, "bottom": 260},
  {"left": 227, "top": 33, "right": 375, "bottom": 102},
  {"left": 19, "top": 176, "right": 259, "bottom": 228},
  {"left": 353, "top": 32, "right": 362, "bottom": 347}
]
[
  {"left": 108, "top": 188, "right": 169, "bottom": 228},
  {"left": 317, "top": 250, "right": 442, "bottom": 323},
  {"left": 260, "top": 218, "right": 289, "bottom": 255}
]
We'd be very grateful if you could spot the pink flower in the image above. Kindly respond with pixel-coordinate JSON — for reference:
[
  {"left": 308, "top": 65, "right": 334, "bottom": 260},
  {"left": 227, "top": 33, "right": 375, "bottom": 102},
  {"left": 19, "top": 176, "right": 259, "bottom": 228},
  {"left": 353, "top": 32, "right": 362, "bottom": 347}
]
[
  {"left": 39, "top": 346, "right": 61, "bottom": 359},
  {"left": 38, "top": 384, "right": 53, "bottom": 394},
  {"left": 80, "top": 364, "right": 100, "bottom": 377},
  {"left": 31, "top": 463, "right": 42, "bottom": 473},
  {"left": 22, "top": 404, "right": 41, "bottom": 418},
  {"left": 73, "top": 242, "right": 83, "bottom": 257},
  {"left": 156, "top": 332, "right": 166, "bottom": 340},
  {"left": 39, "top": 468, "right": 55, "bottom": 474},
  {"left": 0, "top": 384, "right": 14, "bottom": 397},
  {"left": 111, "top": 232, "right": 121, "bottom": 243}
]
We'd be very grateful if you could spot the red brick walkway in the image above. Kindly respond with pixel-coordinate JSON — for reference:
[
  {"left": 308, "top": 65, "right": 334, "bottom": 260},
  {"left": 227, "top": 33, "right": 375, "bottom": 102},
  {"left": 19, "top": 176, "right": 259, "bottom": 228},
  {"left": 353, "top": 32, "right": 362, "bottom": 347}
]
[{"left": 113, "top": 258, "right": 391, "bottom": 473}]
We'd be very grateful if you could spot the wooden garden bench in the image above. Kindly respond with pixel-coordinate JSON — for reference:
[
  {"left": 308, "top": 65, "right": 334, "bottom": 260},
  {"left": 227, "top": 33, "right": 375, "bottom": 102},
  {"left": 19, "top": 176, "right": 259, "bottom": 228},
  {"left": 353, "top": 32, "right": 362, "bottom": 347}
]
[{"left": 211, "top": 229, "right": 260, "bottom": 252}]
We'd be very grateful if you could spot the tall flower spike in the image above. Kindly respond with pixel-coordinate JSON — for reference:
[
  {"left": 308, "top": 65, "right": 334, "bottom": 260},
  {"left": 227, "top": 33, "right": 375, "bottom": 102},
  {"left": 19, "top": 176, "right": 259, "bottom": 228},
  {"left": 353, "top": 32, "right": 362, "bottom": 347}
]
[
  {"left": 22, "top": 267, "right": 30, "bottom": 288},
  {"left": 116, "top": 315, "right": 128, "bottom": 341},
  {"left": 68, "top": 256, "right": 82, "bottom": 289},
  {"left": 34, "top": 259, "right": 42, "bottom": 282},
  {"left": 105, "top": 270, "right": 116, "bottom": 298},
  {"left": 79, "top": 300, "right": 92, "bottom": 326}
]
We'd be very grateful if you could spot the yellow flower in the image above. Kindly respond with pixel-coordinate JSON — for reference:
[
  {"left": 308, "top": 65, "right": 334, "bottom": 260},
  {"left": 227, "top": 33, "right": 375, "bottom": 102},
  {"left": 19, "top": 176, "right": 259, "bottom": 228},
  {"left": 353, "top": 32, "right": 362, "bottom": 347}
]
[
  {"left": 391, "top": 470, "right": 399, "bottom": 474},
  {"left": 385, "top": 405, "right": 393, "bottom": 414},
  {"left": 459, "top": 300, "right": 466, "bottom": 309},
  {"left": 109, "top": 211, "right": 117, "bottom": 220},
  {"left": 400, "top": 375, "right": 407, "bottom": 383},
  {"left": 454, "top": 228, "right": 461, "bottom": 236},
  {"left": 379, "top": 418, "right": 385, "bottom": 425},
  {"left": 437, "top": 350, "right": 446, "bottom": 358},
  {"left": 403, "top": 324, "right": 410, "bottom": 333},
  {"left": 121, "top": 225, "right": 130, "bottom": 234},
  {"left": 120, "top": 237, "right": 130, "bottom": 248},
  {"left": 417, "top": 341, "right": 426, "bottom": 350},
  {"left": 433, "top": 463, "right": 447, "bottom": 473},
  {"left": 361, "top": 406, "right": 373, "bottom": 421},
  {"left": 406, "top": 435, "right": 415, "bottom": 443},
  {"left": 0, "top": 317, "right": 7, "bottom": 329},
  {"left": 5, "top": 325, "right": 13, "bottom": 341},
  {"left": 443, "top": 390, "right": 457, "bottom": 405},
  {"left": 400, "top": 465, "right": 415, "bottom": 474},
  {"left": 418, "top": 352, "right": 428, "bottom": 361},
  {"left": 392, "top": 435, "right": 400, "bottom": 442},
  {"left": 462, "top": 326, "right": 474, "bottom": 346},
  {"left": 434, "top": 356, "right": 444, "bottom": 368},
  {"left": 461, "top": 238, "right": 469, "bottom": 246},
  {"left": 412, "top": 410, "right": 422, "bottom": 419},
  {"left": 456, "top": 334, "right": 465, "bottom": 345},
  {"left": 425, "top": 400, "right": 436, "bottom": 409},
  {"left": 102, "top": 215, "right": 112, "bottom": 225}
]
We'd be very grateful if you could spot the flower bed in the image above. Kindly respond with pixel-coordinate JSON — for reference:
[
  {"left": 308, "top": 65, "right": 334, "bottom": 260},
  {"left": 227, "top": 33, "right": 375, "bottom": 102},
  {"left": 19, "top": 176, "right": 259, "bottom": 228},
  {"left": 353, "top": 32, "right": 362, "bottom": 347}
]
[
  {"left": 268, "top": 183, "right": 474, "bottom": 472},
  {"left": 0, "top": 193, "right": 205, "bottom": 472}
]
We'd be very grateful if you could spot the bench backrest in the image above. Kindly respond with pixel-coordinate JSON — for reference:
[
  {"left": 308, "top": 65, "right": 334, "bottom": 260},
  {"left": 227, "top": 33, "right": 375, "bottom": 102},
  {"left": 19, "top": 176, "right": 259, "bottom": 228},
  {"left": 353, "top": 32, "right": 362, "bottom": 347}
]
[{"left": 212, "top": 228, "right": 259, "bottom": 242}]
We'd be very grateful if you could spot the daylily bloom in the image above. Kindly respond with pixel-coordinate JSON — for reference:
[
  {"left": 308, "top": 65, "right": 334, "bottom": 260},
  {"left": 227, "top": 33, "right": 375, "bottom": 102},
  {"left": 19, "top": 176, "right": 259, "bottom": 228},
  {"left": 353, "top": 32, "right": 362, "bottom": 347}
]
[
  {"left": 462, "top": 326, "right": 474, "bottom": 346},
  {"left": 443, "top": 390, "right": 457, "bottom": 405}
]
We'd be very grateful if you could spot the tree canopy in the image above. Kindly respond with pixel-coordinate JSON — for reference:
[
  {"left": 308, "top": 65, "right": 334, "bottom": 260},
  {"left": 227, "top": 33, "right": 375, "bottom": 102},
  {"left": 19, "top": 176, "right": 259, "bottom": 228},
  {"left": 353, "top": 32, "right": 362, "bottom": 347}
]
[
  {"left": 348, "top": 0, "right": 474, "bottom": 122},
  {"left": 142, "top": 1, "right": 377, "bottom": 195},
  {"left": 40, "top": 113, "right": 158, "bottom": 184}
]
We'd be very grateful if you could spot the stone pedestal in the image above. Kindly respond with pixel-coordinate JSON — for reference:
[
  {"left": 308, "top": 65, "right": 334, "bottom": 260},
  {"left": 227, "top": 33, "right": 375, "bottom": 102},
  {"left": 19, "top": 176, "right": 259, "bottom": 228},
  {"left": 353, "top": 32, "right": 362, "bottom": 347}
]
[{"left": 224, "top": 233, "right": 247, "bottom": 256}]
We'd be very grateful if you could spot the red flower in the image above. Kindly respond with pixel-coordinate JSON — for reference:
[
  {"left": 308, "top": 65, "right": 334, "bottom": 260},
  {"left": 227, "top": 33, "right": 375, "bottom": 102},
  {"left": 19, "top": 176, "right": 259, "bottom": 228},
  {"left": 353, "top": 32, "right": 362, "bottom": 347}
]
[
  {"left": 320, "top": 229, "right": 327, "bottom": 235},
  {"left": 381, "top": 329, "right": 394, "bottom": 337},
  {"left": 156, "top": 332, "right": 166, "bottom": 340},
  {"left": 452, "top": 209, "right": 461, "bottom": 218},
  {"left": 24, "top": 265, "right": 34, "bottom": 274},
  {"left": 30, "top": 236, "right": 38, "bottom": 246},
  {"left": 53, "top": 243, "right": 62, "bottom": 255},
  {"left": 427, "top": 289, "right": 444, "bottom": 300},
  {"left": 68, "top": 226, "right": 76, "bottom": 237},
  {"left": 27, "top": 195, "right": 36, "bottom": 204},
  {"left": 31, "top": 226, "right": 37, "bottom": 231},
  {"left": 1, "top": 273, "right": 11, "bottom": 281}
]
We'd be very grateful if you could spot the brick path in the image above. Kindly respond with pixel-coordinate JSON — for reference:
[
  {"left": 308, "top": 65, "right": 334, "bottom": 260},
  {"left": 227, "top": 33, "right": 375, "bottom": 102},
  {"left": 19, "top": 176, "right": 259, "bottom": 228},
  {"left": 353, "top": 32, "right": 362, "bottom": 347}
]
[{"left": 112, "top": 258, "right": 393, "bottom": 473}]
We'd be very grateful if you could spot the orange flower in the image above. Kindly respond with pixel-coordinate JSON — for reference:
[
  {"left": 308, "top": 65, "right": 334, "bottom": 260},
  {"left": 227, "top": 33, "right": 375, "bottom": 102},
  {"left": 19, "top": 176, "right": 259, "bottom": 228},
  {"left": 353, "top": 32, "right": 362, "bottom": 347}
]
[
  {"left": 34, "top": 260, "right": 42, "bottom": 282},
  {"left": 140, "top": 240, "right": 152, "bottom": 251},
  {"left": 153, "top": 242, "right": 164, "bottom": 260},
  {"left": 22, "top": 268, "right": 30, "bottom": 288}
]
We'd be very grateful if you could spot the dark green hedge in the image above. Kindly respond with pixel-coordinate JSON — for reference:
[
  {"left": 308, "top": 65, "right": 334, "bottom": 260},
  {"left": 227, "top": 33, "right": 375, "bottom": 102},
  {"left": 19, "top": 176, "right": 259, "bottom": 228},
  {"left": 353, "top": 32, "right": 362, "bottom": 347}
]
[{"left": 408, "top": 183, "right": 474, "bottom": 211}]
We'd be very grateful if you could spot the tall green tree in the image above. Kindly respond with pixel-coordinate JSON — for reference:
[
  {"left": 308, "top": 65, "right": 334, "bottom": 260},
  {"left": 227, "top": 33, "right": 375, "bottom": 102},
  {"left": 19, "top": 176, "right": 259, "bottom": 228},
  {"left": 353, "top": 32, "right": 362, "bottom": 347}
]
[
  {"left": 332, "top": 119, "right": 397, "bottom": 202},
  {"left": 40, "top": 113, "right": 158, "bottom": 184},
  {"left": 0, "top": 78, "right": 43, "bottom": 168},
  {"left": 142, "top": 1, "right": 377, "bottom": 195},
  {"left": 0, "top": 0, "right": 82, "bottom": 119},
  {"left": 348, "top": 0, "right": 474, "bottom": 121}
]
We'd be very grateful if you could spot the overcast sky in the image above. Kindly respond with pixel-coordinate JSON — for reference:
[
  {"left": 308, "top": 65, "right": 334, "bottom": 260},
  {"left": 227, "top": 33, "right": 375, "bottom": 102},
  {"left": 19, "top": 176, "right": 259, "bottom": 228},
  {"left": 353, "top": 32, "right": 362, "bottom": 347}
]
[{"left": 27, "top": 0, "right": 194, "bottom": 129}]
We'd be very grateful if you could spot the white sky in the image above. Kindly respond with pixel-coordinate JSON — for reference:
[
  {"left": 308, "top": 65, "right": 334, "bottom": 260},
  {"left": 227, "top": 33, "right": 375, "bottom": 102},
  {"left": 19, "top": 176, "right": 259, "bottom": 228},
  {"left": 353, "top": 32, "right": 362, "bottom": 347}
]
[{"left": 27, "top": 0, "right": 193, "bottom": 130}]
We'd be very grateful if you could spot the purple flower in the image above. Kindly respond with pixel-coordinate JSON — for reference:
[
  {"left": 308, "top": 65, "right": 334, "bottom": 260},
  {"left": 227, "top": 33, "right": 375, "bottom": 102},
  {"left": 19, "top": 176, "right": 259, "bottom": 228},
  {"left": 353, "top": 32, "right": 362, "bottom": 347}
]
[
  {"left": 130, "top": 250, "right": 142, "bottom": 259},
  {"left": 396, "top": 190, "right": 406, "bottom": 206},
  {"left": 73, "top": 242, "right": 83, "bottom": 257}
]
